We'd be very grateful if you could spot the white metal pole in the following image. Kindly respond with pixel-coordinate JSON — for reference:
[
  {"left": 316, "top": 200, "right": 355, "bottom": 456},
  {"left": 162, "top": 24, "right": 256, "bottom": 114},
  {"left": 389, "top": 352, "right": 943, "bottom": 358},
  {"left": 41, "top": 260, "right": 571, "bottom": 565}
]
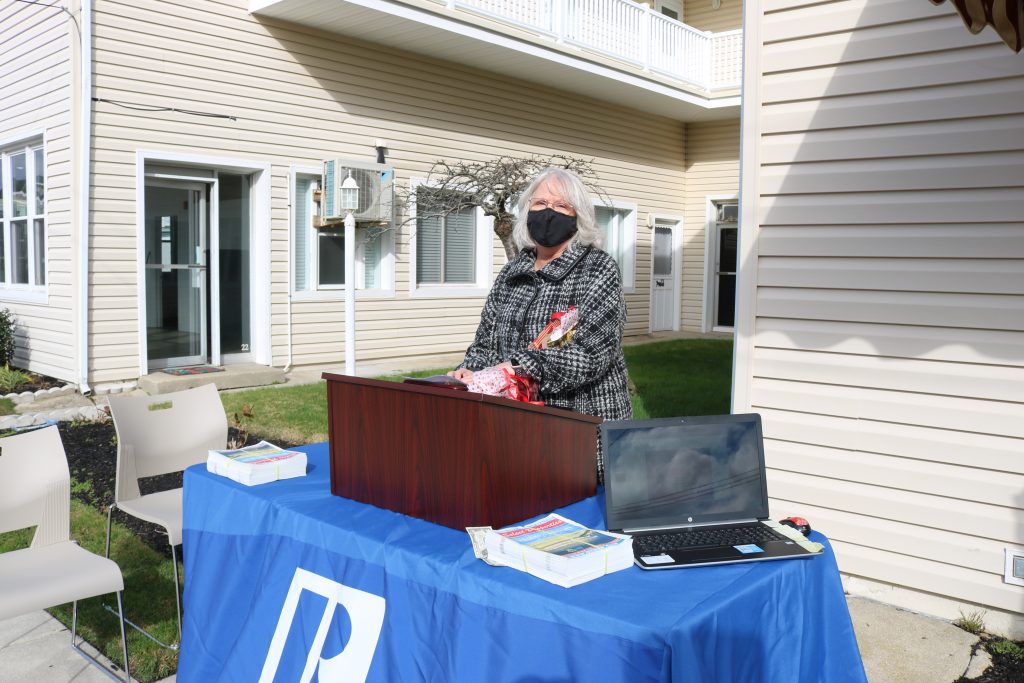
[
  {"left": 77, "top": 0, "right": 93, "bottom": 394},
  {"left": 344, "top": 211, "right": 356, "bottom": 375}
]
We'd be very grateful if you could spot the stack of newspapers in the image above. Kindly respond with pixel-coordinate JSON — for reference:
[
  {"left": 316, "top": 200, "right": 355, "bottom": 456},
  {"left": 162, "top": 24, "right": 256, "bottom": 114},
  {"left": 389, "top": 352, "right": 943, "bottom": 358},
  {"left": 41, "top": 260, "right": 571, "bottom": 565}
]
[
  {"left": 483, "top": 513, "right": 633, "bottom": 588},
  {"left": 207, "top": 441, "right": 306, "bottom": 486}
]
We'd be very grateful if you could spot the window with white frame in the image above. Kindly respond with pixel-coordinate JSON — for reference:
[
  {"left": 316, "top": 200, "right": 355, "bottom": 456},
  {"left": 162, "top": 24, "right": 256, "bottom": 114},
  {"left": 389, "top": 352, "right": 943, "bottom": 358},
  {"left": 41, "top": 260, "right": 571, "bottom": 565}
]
[
  {"left": 416, "top": 205, "right": 476, "bottom": 286},
  {"left": 594, "top": 203, "right": 636, "bottom": 290},
  {"left": 0, "top": 139, "right": 45, "bottom": 288},
  {"left": 411, "top": 183, "right": 491, "bottom": 295},
  {"left": 292, "top": 172, "right": 388, "bottom": 293}
]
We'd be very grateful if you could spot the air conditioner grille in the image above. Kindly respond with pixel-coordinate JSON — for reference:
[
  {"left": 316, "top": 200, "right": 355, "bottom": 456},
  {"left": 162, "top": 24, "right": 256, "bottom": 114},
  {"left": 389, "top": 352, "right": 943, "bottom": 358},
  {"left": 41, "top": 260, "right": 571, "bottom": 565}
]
[{"left": 321, "top": 160, "right": 394, "bottom": 224}]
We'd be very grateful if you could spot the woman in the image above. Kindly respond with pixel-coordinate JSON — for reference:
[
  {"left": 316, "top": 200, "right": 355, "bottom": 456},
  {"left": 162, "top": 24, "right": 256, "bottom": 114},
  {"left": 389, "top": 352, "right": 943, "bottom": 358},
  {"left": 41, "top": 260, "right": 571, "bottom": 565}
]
[{"left": 449, "top": 167, "right": 632, "bottom": 477}]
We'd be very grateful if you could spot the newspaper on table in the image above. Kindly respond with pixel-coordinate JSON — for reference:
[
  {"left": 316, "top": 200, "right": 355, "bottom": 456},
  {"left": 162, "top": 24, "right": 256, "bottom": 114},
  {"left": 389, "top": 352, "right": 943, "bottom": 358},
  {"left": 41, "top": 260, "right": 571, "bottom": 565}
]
[
  {"left": 207, "top": 440, "right": 307, "bottom": 486},
  {"left": 480, "top": 513, "right": 633, "bottom": 588}
]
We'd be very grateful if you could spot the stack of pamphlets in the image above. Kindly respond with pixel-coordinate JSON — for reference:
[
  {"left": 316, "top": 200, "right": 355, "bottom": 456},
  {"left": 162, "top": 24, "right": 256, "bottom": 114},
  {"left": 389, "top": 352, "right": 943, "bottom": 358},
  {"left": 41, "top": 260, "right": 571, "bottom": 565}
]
[
  {"left": 483, "top": 513, "right": 633, "bottom": 588},
  {"left": 207, "top": 441, "right": 307, "bottom": 486}
]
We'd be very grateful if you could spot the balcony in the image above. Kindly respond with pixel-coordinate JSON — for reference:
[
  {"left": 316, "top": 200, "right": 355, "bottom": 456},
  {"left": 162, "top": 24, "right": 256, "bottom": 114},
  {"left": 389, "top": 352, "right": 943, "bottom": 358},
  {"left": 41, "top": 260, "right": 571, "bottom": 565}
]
[
  {"left": 250, "top": 0, "right": 741, "bottom": 119},
  {"left": 451, "top": 0, "right": 741, "bottom": 91}
]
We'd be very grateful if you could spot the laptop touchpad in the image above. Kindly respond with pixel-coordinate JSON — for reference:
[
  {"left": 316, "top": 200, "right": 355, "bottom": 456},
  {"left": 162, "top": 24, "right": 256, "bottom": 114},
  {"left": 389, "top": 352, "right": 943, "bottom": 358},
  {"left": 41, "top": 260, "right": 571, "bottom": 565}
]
[{"left": 673, "top": 546, "right": 741, "bottom": 561}]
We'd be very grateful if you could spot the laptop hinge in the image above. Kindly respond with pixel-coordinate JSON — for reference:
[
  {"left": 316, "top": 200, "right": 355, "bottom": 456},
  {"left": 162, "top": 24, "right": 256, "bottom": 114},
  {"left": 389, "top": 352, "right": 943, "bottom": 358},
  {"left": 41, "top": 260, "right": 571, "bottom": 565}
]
[{"left": 622, "top": 518, "right": 761, "bottom": 534}]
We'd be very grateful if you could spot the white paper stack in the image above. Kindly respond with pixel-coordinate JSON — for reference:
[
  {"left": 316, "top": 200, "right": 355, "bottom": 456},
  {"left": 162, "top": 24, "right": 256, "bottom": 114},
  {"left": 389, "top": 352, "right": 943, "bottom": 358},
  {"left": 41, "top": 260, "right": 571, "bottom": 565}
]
[
  {"left": 207, "top": 441, "right": 307, "bottom": 486},
  {"left": 483, "top": 513, "right": 634, "bottom": 588}
]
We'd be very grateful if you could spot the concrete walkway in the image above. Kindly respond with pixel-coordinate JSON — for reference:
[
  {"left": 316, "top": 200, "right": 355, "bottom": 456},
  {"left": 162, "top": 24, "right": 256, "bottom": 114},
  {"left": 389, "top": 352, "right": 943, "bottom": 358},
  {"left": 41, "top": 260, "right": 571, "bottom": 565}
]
[
  {"left": 0, "top": 596, "right": 991, "bottom": 682},
  {"left": 0, "top": 610, "right": 173, "bottom": 683}
]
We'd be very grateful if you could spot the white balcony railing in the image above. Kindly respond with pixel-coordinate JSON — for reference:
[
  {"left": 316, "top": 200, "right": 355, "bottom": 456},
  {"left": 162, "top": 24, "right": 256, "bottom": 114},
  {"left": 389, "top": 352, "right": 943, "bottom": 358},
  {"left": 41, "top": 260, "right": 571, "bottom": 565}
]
[{"left": 451, "top": 0, "right": 741, "bottom": 90}]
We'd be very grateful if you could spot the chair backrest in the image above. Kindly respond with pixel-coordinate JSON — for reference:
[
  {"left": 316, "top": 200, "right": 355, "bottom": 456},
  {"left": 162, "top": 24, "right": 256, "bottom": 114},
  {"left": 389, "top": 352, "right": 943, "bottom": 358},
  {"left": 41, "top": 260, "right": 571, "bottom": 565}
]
[
  {"left": 107, "top": 382, "right": 228, "bottom": 504},
  {"left": 0, "top": 426, "right": 71, "bottom": 547}
]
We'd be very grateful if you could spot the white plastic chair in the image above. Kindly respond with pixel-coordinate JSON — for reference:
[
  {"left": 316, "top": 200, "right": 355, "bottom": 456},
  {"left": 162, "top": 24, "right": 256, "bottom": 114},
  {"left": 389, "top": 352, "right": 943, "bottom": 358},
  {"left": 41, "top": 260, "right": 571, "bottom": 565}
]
[
  {"left": 104, "top": 382, "right": 227, "bottom": 649},
  {"left": 0, "top": 425, "right": 130, "bottom": 682}
]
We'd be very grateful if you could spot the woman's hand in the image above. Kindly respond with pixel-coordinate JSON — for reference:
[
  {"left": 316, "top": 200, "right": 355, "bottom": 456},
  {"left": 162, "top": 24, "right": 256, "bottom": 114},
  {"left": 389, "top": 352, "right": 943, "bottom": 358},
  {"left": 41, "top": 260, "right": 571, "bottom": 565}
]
[{"left": 448, "top": 368, "right": 474, "bottom": 382}]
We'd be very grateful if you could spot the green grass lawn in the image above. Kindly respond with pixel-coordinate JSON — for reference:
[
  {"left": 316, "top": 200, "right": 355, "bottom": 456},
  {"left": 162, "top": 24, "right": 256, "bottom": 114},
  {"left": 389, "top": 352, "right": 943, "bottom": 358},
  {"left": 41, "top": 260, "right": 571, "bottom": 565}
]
[
  {"left": 220, "top": 382, "right": 331, "bottom": 446},
  {"left": 0, "top": 397, "right": 16, "bottom": 416},
  {"left": 221, "top": 340, "right": 733, "bottom": 443},
  {"left": 0, "top": 338, "right": 732, "bottom": 682},
  {"left": 624, "top": 338, "right": 733, "bottom": 418}
]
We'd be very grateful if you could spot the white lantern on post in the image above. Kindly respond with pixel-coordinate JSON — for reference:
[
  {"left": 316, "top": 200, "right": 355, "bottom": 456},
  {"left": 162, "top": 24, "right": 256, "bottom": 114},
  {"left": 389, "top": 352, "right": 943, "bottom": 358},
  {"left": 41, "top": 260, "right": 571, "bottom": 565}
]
[
  {"left": 342, "top": 171, "right": 359, "bottom": 375},
  {"left": 341, "top": 171, "right": 359, "bottom": 214}
]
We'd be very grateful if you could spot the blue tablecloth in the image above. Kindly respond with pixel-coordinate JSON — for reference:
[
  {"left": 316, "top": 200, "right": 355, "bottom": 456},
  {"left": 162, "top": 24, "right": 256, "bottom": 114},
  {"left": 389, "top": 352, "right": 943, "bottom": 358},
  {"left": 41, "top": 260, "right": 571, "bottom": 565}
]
[{"left": 180, "top": 443, "right": 866, "bottom": 682}]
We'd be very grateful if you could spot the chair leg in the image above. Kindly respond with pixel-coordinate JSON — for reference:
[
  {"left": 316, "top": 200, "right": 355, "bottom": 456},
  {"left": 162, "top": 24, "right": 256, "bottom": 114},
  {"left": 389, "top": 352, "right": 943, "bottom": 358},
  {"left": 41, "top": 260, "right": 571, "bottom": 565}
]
[
  {"left": 71, "top": 596, "right": 132, "bottom": 683},
  {"left": 115, "top": 591, "right": 131, "bottom": 683},
  {"left": 104, "top": 503, "right": 115, "bottom": 559},
  {"left": 102, "top": 515, "right": 179, "bottom": 650},
  {"left": 171, "top": 542, "right": 182, "bottom": 642}
]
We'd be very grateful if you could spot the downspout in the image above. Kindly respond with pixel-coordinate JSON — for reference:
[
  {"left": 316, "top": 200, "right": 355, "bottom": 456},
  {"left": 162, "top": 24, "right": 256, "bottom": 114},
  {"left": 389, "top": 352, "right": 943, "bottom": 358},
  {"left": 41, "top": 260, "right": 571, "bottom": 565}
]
[
  {"left": 283, "top": 172, "right": 293, "bottom": 373},
  {"left": 77, "top": 0, "right": 93, "bottom": 395}
]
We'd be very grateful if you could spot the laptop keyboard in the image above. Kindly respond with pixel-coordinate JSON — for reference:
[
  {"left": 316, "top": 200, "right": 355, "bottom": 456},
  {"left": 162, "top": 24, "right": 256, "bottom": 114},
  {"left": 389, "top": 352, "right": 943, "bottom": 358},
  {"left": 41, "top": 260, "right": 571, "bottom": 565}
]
[{"left": 633, "top": 524, "right": 781, "bottom": 553}]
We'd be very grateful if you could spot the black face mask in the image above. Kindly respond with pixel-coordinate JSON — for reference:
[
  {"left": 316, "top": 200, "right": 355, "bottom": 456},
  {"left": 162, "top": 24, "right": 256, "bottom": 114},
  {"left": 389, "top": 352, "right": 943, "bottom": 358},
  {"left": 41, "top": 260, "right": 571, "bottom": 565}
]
[{"left": 527, "top": 208, "right": 578, "bottom": 248}]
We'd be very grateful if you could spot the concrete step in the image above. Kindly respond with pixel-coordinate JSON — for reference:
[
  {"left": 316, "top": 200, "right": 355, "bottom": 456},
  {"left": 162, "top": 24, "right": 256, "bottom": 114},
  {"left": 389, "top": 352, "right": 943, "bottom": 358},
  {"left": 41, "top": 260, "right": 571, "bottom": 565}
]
[{"left": 137, "top": 363, "right": 286, "bottom": 395}]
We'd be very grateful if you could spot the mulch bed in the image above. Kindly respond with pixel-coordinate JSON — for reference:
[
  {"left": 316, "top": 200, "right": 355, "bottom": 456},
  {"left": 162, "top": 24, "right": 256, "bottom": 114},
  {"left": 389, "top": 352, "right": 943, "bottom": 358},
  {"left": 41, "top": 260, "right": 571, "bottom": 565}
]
[
  {"left": 4, "top": 371, "right": 66, "bottom": 394},
  {"left": 954, "top": 635, "right": 1024, "bottom": 683}
]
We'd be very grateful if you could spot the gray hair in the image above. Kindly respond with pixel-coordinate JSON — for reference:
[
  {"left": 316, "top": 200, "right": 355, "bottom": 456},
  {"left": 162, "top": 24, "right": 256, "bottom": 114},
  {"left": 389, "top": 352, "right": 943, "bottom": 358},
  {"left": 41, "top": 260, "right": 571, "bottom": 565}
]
[{"left": 512, "top": 167, "right": 602, "bottom": 252}]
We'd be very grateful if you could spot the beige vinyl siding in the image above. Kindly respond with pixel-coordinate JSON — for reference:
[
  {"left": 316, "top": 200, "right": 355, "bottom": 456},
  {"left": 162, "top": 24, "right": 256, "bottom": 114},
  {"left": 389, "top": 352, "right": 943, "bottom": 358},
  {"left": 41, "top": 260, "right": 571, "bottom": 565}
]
[
  {"left": 741, "top": 0, "right": 1024, "bottom": 625},
  {"left": 683, "top": 119, "right": 739, "bottom": 331},
  {"left": 88, "top": 0, "right": 687, "bottom": 380},
  {"left": 0, "top": 0, "right": 77, "bottom": 382},
  {"left": 683, "top": 0, "right": 742, "bottom": 32}
]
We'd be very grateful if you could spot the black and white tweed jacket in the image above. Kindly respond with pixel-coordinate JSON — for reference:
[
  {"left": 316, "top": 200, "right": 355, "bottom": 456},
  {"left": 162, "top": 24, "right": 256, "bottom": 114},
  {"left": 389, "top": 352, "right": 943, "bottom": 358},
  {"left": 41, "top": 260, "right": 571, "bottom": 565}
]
[{"left": 459, "top": 241, "right": 633, "bottom": 426}]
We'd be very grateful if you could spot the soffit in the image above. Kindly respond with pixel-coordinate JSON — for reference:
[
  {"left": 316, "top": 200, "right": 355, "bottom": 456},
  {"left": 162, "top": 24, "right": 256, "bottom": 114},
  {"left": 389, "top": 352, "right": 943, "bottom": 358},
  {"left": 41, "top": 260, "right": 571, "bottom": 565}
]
[{"left": 249, "top": 0, "right": 740, "bottom": 122}]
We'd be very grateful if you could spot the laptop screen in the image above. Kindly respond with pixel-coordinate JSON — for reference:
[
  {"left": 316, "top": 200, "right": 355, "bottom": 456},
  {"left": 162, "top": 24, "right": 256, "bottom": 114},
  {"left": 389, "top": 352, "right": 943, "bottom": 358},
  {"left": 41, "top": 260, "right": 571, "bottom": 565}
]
[{"left": 602, "top": 414, "right": 769, "bottom": 532}]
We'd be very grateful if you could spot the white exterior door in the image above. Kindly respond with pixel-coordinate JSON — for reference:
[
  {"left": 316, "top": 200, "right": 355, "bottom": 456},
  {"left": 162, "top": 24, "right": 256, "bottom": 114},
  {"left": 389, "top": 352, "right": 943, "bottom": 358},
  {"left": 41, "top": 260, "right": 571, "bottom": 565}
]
[{"left": 650, "top": 222, "right": 678, "bottom": 331}]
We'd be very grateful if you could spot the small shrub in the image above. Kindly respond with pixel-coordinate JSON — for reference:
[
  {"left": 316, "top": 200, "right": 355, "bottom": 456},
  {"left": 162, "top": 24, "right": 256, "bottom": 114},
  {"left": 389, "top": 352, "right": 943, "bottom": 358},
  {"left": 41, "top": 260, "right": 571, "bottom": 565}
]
[
  {"left": 0, "top": 309, "right": 14, "bottom": 367},
  {"left": 0, "top": 365, "right": 31, "bottom": 394},
  {"left": 989, "top": 638, "right": 1024, "bottom": 661},
  {"left": 227, "top": 403, "right": 255, "bottom": 449},
  {"left": 954, "top": 608, "right": 986, "bottom": 635}
]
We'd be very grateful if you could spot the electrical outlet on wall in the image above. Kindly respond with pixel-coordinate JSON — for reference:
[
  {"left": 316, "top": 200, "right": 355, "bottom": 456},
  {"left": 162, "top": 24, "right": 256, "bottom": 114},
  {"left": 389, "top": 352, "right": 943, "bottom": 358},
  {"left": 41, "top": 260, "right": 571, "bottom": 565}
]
[{"left": 1004, "top": 547, "right": 1024, "bottom": 586}]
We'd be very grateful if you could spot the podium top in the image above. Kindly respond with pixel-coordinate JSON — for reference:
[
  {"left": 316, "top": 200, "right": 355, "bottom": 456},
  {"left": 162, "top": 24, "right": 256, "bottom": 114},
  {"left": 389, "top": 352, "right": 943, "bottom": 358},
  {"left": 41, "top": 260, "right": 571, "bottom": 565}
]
[{"left": 321, "top": 372, "right": 603, "bottom": 425}]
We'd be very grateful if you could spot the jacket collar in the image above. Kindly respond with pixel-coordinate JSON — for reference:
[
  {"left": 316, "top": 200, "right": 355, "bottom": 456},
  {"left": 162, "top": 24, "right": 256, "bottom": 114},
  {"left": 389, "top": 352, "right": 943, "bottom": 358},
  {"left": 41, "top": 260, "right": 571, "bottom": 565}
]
[{"left": 507, "top": 242, "right": 592, "bottom": 282}]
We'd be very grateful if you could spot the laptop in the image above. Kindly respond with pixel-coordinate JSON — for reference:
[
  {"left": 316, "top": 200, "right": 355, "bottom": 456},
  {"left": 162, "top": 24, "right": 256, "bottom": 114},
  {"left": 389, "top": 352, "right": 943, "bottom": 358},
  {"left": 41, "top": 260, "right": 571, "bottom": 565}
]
[{"left": 601, "top": 413, "right": 823, "bottom": 569}]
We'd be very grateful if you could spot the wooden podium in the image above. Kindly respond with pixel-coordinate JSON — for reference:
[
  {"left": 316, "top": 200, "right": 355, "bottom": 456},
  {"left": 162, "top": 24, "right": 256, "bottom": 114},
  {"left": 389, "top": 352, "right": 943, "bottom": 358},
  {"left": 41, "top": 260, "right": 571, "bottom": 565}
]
[{"left": 323, "top": 373, "right": 603, "bottom": 529}]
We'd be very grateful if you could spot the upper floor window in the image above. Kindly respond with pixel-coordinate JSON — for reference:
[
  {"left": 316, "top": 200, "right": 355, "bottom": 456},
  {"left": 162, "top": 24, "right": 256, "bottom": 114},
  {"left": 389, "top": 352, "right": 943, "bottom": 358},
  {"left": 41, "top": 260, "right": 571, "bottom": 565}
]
[
  {"left": 595, "top": 202, "right": 636, "bottom": 291},
  {"left": 292, "top": 171, "right": 389, "bottom": 295},
  {"left": 0, "top": 139, "right": 46, "bottom": 289}
]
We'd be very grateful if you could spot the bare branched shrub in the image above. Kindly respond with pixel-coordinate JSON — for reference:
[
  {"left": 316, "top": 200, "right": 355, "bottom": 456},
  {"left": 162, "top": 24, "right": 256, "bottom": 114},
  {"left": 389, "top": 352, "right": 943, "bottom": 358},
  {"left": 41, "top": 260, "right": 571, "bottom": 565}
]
[{"left": 395, "top": 154, "right": 610, "bottom": 260}]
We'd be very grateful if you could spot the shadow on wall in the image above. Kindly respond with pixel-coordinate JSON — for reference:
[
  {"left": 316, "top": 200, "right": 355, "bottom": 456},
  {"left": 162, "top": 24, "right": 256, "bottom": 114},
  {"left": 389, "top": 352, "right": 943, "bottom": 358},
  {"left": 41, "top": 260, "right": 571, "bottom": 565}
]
[
  {"left": 254, "top": 18, "right": 687, "bottom": 174},
  {"left": 743, "top": 0, "right": 1024, "bottom": 631}
]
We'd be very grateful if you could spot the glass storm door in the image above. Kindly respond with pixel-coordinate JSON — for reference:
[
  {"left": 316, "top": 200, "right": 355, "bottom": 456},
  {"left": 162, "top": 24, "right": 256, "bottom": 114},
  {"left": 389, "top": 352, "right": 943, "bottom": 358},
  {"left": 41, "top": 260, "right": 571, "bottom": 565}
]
[
  {"left": 650, "top": 224, "right": 675, "bottom": 331},
  {"left": 144, "top": 182, "right": 208, "bottom": 368},
  {"left": 217, "top": 173, "right": 252, "bottom": 361},
  {"left": 713, "top": 202, "right": 738, "bottom": 329}
]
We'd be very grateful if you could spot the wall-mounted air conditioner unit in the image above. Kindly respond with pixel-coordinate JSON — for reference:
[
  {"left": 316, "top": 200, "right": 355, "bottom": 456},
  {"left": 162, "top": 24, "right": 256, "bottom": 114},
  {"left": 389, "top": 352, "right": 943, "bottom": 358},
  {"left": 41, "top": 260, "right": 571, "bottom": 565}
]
[{"left": 321, "top": 159, "right": 394, "bottom": 224}]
